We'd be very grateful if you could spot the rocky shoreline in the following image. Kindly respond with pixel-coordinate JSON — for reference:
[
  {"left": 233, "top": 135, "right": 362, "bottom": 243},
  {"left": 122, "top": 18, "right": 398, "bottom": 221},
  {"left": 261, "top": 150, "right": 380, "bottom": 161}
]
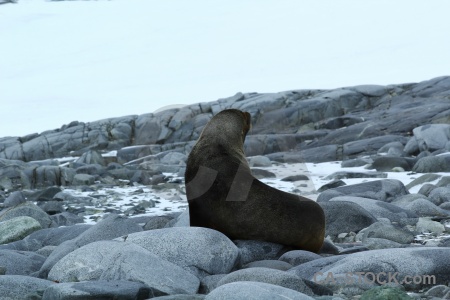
[{"left": 1, "top": 76, "right": 450, "bottom": 299}]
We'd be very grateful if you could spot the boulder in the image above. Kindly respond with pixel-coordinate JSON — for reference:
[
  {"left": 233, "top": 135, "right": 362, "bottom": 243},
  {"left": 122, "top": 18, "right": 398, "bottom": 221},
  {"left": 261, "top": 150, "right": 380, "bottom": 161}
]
[
  {"left": 412, "top": 155, "right": 450, "bottom": 173},
  {"left": 48, "top": 240, "right": 200, "bottom": 295},
  {"left": 278, "top": 250, "right": 322, "bottom": 267},
  {"left": 0, "top": 202, "right": 52, "bottom": 228},
  {"left": 116, "top": 227, "right": 239, "bottom": 276},
  {"left": 0, "top": 275, "right": 55, "bottom": 300},
  {"left": 42, "top": 280, "right": 154, "bottom": 300},
  {"left": 234, "top": 240, "right": 290, "bottom": 266},
  {"left": 319, "top": 201, "right": 377, "bottom": 238},
  {"left": 317, "top": 179, "right": 409, "bottom": 203},
  {"left": 0, "top": 216, "right": 42, "bottom": 244},
  {"left": 0, "top": 250, "right": 46, "bottom": 275},
  {"left": 205, "top": 282, "right": 315, "bottom": 300}
]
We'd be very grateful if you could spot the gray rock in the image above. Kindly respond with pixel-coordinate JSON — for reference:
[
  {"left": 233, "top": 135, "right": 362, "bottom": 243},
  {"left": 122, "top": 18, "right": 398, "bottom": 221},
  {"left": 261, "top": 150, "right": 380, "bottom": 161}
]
[
  {"left": 76, "top": 150, "right": 106, "bottom": 166},
  {"left": 42, "top": 280, "right": 153, "bottom": 300},
  {"left": 370, "top": 156, "right": 415, "bottom": 172},
  {"left": 413, "top": 124, "right": 450, "bottom": 152},
  {"left": 0, "top": 216, "right": 42, "bottom": 244},
  {"left": 418, "top": 183, "right": 438, "bottom": 196},
  {"left": 199, "top": 274, "right": 226, "bottom": 294},
  {"left": 281, "top": 174, "right": 309, "bottom": 181},
  {"left": 412, "top": 155, "right": 450, "bottom": 173},
  {"left": 278, "top": 250, "right": 322, "bottom": 267},
  {"left": 36, "top": 245, "right": 57, "bottom": 257},
  {"left": 251, "top": 168, "right": 276, "bottom": 179},
  {"left": 27, "top": 186, "right": 62, "bottom": 202},
  {"left": 161, "top": 152, "right": 188, "bottom": 165},
  {"left": 360, "top": 286, "right": 413, "bottom": 300},
  {"left": 324, "top": 171, "right": 387, "bottom": 180},
  {"left": 314, "top": 247, "right": 450, "bottom": 291},
  {"left": 317, "top": 179, "right": 409, "bottom": 203},
  {"left": 341, "top": 158, "right": 372, "bottom": 168},
  {"left": 205, "top": 282, "right": 315, "bottom": 300},
  {"left": 415, "top": 217, "right": 445, "bottom": 235},
  {"left": 144, "top": 215, "right": 173, "bottom": 230},
  {"left": 37, "top": 214, "right": 142, "bottom": 278},
  {"left": 329, "top": 196, "right": 417, "bottom": 223},
  {"left": 317, "top": 180, "right": 346, "bottom": 193},
  {"left": 437, "top": 176, "right": 450, "bottom": 187},
  {"left": 170, "top": 208, "right": 190, "bottom": 227},
  {"left": 48, "top": 241, "right": 200, "bottom": 295},
  {"left": 405, "top": 174, "right": 441, "bottom": 190},
  {"left": 243, "top": 260, "right": 293, "bottom": 271},
  {"left": 50, "top": 212, "right": 85, "bottom": 227},
  {"left": 357, "top": 221, "right": 414, "bottom": 244},
  {"left": 287, "top": 255, "right": 347, "bottom": 280},
  {"left": 3, "top": 191, "right": 26, "bottom": 207},
  {"left": 319, "top": 201, "right": 377, "bottom": 238},
  {"left": 0, "top": 250, "right": 46, "bottom": 275},
  {"left": 71, "top": 173, "right": 95, "bottom": 186},
  {"left": 75, "top": 163, "right": 105, "bottom": 176},
  {"left": 0, "top": 224, "right": 91, "bottom": 251},
  {"left": 404, "top": 136, "right": 420, "bottom": 155},
  {"left": 248, "top": 155, "right": 272, "bottom": 167},
  {"left": 362, "top": 237, "right": 404, "bottom": 250},
  {"left": 0, "top": 202, "right": 52, "bottom": 228},
  {"left": 217, "top": 267, "right": 323, "bottom": 296},
  {"left": 152, "top": 296, "right": 206, "bottom": 300},
  {"left": 429, "top": 187, "right": 450, "bottom": 205},
  {"left": 0, "top": 275, "right": 55, "bottom": 300},
  {"left": 395, "top": 198, "right": 449, "bottom": 217},
  {"left": 116, "top": 227, "right": 239, "bottom": 276},
  {"left": 234, "top": 240, "right": 290, "bottom": 266},
  {"left": 424, "top": 284, "right": 450, "bottom": 298}
]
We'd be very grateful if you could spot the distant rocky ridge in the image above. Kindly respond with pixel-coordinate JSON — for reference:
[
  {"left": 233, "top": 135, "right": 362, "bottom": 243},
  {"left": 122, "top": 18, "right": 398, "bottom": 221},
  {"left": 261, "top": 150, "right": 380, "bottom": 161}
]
[{"left": 1, "top": 76, "right": 450, "bottom": 191}]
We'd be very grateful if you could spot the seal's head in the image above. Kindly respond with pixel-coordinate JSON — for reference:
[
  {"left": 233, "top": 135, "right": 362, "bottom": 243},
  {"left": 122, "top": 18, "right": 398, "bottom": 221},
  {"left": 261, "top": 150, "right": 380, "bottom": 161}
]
[{"left": 199, "top": 109, "right": 251, "bottom": 146}]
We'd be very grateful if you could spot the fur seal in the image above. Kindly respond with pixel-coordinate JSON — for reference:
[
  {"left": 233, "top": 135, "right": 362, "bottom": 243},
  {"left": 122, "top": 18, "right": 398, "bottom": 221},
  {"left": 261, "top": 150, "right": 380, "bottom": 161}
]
[{"left": 185, "top": 109, "right": 325, "bottom": 252}]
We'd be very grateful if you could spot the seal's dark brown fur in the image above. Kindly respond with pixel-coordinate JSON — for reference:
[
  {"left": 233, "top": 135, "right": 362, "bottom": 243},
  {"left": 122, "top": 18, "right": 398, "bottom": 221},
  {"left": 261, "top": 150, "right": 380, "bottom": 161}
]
[{"left": 185, "top": 109, "right": 325, "bottom": 252}]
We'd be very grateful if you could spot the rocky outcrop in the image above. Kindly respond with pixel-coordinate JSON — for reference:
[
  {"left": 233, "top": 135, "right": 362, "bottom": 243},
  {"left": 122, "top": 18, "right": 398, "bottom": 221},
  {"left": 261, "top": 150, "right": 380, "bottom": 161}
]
[{"left": 1, "top": 76, "right": 450, "bottom": 165}]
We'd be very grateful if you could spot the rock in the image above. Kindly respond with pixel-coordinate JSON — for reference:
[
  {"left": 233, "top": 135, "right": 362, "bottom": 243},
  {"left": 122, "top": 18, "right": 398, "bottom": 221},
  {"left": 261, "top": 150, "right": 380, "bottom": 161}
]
[
  {"left": 424, "top": 284, "right": 450, "bottom": 298},
  {"left": 170, "top": 209, "right": 190, "bottom": 227},
  {"left": 50, "top": 212, "right": 85, "bottom": 227},
  {"left": 243, "top": 260, "right": 293, "bottom": 271},
  {"left": 416, "top": 217, "right": 445, "bottom": 235},
  {"left": 317, "top": 179, "right": 346, "bottom": 192},
  {"left": 0, "top": 250, "right": 46, "bottom": 275},
  {"left": 251, "top": 168, "right": 276, "bottom": 179},
  {"left": 116, "top": 227, "right": 239, "bottom": 276},
  {"left": 287, "top": 255, "right": 347, "bottom": 280},
  {"left": 37, "top": 245, "right": 57, "bottom": 257},
  {"left": 281, "top": 174, "right": 309, "bottom": 181},
  {"left": 71, "top": 173, "right": 96, "bottom": 186},
  {"left": 319, "top": 201, "right": 377, "bottom": 238},
  {"left": 418, "top": 183, "right": 438, "bottom": 196},
  {"left": 360, "top": 286, "right": 413, "bottom": 300},
  {"left": 42, "top": 280, "right": 153, "bottom": 300},
  {"left": 199, "top": 274, "right": 226, "bottom": 294},
  {"left": 362, "top": 237, "right": 403, "bottom": 250},
  {"left": 319, "top": 238, "right": 340, "bottom": 255},
  {"left": 278, "top": 250, "right": 322, "bottom": 267},
  {"left": 313, "top": 247, "right": 450, "bottom": 291},
  {"left": 0, "top": 216, "right": 42, "bottom": 244},
  {"left": 0, "top": 202, "right": 52, "bottom": 228},
  {"left": 149, "top": 296, "right": 206, "bottom": 300},
  {"left": 0, "top": 275, "right": 55, "bottom": 300},
  {"left": 356, "top": 221, "right": 414, "bottom": 244},
  {"left": 27, "top": 186, "right": 62, "bottom": 202},
  {"left": 248, "top": 156, "right": 272, "bottom": 167},
  {"left": 216, "top": 267, "right": 329, "bottom": 296},
  {"left": 405, "top": 174, "right": 441, "bottom": 190},
  {"left": 205, "top": 282, "right": 315, "bottom": 300},
  {"left": 329, "top": 196, "right": 417, "bottom": 223},
  {"left": 429, "top": 187, "right": 450, "bottom": 205},
  {"left": 75, "top": 163, "right": 105, "bottom": 176},
  {"left": 437, "top": 176, "right": 450, "bottom": 187},
  {"left": 324, "top": 171, "right": 387, "bottom": 180},
  {"left": 3, "top": 191, "right": 26, "bottom": 207},
  {"left": 396, "top": 198, "right": 449, "bottom": 217},
  {"left": 234, "top": 240, "right": 290, "bottom": 266},
  {"left": 48, "top": 241, "right": 200, "bottom": 295},
  {"left": 341, "top": 158, "right": 372, "bottom": 168},
  {"left": 76, "top": 150, "right": 106, "bottom": 166},
  {"left": 144, "top": 215, "right": 173, "bottom": 230},
  {"left": 413, "top": 124, "right": 450, "bottom": 152},
  {"left": 317, "top": 179, "right": 409, "bottom": 203},
  {"left": 37, "top": 214, "right": 142, "bottom": 278},
  {"left": 370, "top": 156, "right": 415, "bottom": 172},
  {"left": 412, "top": 155, "right": 450, "bottom": 173},
  {"left": 0, "top": 224, "right": 91, "bottom": 251}
]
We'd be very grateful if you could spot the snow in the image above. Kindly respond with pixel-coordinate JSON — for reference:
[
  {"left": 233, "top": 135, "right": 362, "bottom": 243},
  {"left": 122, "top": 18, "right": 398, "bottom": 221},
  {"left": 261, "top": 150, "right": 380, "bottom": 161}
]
[{"left": 1, "top": 0, "right": 450, "bottom": 137}]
